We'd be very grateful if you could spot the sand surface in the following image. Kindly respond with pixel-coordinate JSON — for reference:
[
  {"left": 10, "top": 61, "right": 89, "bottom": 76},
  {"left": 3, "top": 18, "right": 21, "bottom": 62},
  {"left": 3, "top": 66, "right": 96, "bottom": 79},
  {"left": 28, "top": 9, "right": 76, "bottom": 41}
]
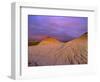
[{"left": 28, "top": 34, "right": 87, "bottom": 66}]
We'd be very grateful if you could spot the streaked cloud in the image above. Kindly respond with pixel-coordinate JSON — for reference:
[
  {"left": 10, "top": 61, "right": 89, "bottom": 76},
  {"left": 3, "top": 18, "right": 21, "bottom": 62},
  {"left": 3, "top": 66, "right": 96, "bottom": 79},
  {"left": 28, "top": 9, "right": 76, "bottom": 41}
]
[{"left": 28, "top": 15, "right": 88, "bottom": 42}]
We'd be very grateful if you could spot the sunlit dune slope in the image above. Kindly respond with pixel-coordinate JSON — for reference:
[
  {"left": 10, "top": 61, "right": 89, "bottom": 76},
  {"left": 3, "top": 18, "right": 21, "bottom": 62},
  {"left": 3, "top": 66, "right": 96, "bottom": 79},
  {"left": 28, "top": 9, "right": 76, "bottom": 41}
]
[
  {"left": 39, "top": 37, "right": 61, "bottom": 45},
  {"left": 28, "top": 34, "right": 87, "bottom": 66}
]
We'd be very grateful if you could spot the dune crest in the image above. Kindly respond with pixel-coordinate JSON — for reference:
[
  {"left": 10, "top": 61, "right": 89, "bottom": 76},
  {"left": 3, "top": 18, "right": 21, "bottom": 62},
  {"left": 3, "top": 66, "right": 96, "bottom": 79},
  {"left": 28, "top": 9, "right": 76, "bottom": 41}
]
[{"left": 39, "top": 37, "right": 61, "bottom": 45}]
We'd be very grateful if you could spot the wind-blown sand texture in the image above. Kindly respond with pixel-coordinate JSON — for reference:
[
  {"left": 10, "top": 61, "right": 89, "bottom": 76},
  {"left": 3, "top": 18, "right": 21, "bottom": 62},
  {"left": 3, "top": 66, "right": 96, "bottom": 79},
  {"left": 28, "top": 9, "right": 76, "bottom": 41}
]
[{"left": 28, "top": 34, "right": 87, "bottom": 66}]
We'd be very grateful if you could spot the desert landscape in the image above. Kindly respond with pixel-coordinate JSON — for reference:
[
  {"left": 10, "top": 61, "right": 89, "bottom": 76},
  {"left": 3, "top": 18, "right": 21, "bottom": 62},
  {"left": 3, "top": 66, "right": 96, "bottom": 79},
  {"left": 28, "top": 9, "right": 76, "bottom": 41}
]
[
  {"left": 28, "top": 15, "right": 88, "bottom": 66},
  {"left": 28, "top": 33, "right": 87, "bottom": 66}
]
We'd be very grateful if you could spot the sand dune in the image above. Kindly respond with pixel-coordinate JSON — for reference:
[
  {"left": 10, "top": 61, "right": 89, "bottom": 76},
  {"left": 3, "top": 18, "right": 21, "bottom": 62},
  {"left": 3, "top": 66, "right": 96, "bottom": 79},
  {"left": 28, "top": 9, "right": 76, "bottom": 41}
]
[
  {"left": 28, "top": 34, "right": 87, "bottom": 66},
  {"left": 39, "top": 37, "right": 61, "bottom": 45}
]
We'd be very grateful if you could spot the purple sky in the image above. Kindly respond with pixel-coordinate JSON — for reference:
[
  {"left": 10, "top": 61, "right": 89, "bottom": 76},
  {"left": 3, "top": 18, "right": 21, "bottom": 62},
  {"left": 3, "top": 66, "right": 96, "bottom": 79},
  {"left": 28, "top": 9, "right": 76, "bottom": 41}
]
[{"left": 28, "top": 15, "right": 88, "bottom": 42}]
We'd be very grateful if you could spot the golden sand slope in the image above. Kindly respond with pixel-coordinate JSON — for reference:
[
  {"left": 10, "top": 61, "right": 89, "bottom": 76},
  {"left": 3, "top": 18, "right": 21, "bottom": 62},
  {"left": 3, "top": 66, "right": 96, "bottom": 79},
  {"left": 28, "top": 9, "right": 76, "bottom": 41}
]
[
  {"left": 39, "top": 37, "right": 61, "bottom": 45},
  {"left": 28, "top": 34, "right": 87, "bottom": 66}
]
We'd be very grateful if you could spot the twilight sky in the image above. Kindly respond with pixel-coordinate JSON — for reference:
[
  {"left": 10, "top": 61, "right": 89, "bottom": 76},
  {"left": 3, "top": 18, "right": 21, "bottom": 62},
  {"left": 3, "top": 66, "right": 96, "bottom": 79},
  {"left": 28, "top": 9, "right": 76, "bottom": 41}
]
[{"left": 28, "top": 15, "right": 88, "bottom": 42}]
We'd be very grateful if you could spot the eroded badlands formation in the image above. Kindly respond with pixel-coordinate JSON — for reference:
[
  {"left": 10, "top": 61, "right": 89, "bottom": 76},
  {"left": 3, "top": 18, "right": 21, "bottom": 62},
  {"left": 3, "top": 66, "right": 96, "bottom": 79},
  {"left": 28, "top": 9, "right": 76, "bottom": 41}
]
[{"left": 28, "top": 34, "right": 87, "bottom": 66}]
